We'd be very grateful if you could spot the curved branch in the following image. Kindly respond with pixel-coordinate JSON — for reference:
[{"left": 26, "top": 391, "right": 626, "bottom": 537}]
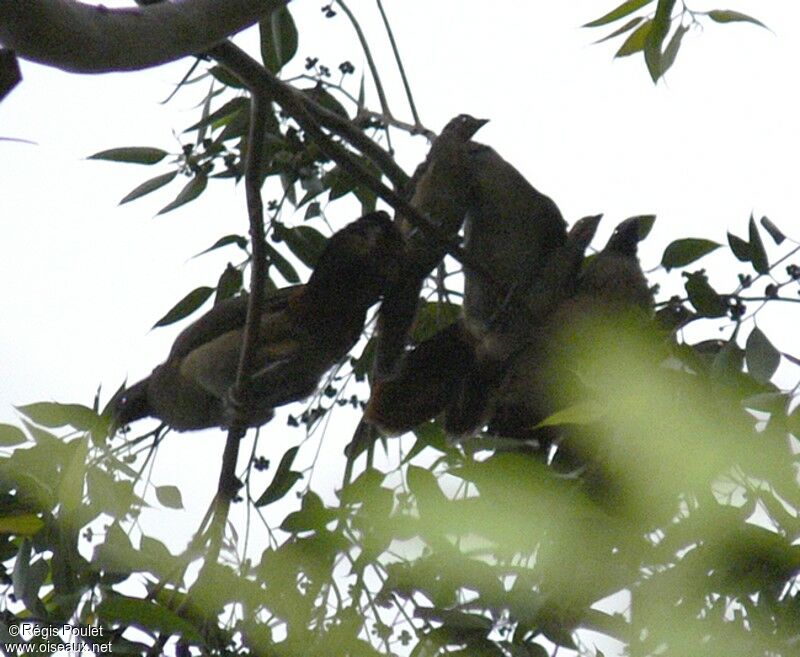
[{"left": 0, "top": 0, "right": 287, "bottom": 73}]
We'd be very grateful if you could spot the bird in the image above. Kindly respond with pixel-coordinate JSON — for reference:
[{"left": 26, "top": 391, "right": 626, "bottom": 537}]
[
  {"left": 365, "top": 215, "right": 604, "bottom": 439},
  {"left": 373, "top": 114, "right": 488, "bottom": 381},
  {"left": 111, "top": 211, "right": 403, "bottom": 432},
  {"left": 461, "top": 143, "right": 568, "bottom": 333},
  {"left": 488, "top": 215, "right": 653, "bottom": 446}
]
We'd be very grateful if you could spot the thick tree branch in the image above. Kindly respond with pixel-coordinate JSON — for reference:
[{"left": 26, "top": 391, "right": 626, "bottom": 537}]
[
  {"left": 210, "top": 42, "right": 503, "bottom": 290},
  {"left": 0, "top": 0, "right": 287, "bottom": 73}
]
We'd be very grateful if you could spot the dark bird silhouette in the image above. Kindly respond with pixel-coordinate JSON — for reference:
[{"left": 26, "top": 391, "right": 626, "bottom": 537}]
[
  {"left": 365, "top": 216, "right": 603, "bottom": 438},
  {"left": 489, "top": 215, "right": 653, "bottom": 445},
  {"left": 112, "top": 212, "right": 403, "bottom": 432},
  {"left": 374, "top": 114, "right": 488, "bottom": 380},
  {"left": 462, "top": 144, "right": 568, "bottom": 333}
]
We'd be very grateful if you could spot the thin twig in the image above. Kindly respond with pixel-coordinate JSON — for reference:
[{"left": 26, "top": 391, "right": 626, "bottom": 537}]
[
  {"left": 333, "top": 0, "right": 392, "bottom": 119},
  {"left": 375, "top": 0, "right": 422, "bottom": 127}
]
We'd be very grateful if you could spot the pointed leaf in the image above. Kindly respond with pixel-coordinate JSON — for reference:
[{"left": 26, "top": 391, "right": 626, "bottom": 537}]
[
  {"left": 155, "top": 485, "right": 184, "bottom": 510},
  {"left": 152, "top": 286, "right": 214, "bottom": 328},
  {"left": 119, "top": 170, "right": 178, "bottom": 205},
  {"left": 708, "top": 9, "right": 767, "bottom": 29},
  {"left": 727, "top": 232, "right": 751, "bottom": 262},
  {"left": 644, "top": 0, "right": 677, "bottom": 82},
  {"left": 615, "top": 19, "right": 653, "bottom": 57},
  {"left": 746, "top": 327, "right": 780, "bottom": 384},
  {"left": 157, "top": 174, "right": 208, "bottom": 215},
  {"left": 260, "top": 6, "right": 299, "bottom": 73},
  {"left": 208, "top": 65, "right": 247, "bottom": 89},
  {"left": 594, "top": 16, "right": 645, "bottom": 44},
  {"left": 748, "top": 215, "right": 769, "bottom": 274},
  {"left": 255, "top": 446, "right": 302, "bottom": 507},
  {"left": 661, "top": 238, "right": 720, "bottom": 270},
  {"left": 760, "top": 216, "right": 785, "bottom": 245},
  {"left": 273, "top": 224, "right": 328, "bottom": 268},
  {"left": 660, "top": 23, "right": 689, "bottom": 76},
  {"left": 215, "top": 263, "right": 243, "bottom": 303},
  {"left": 89, "top": 147, "right": 168, "bottom": 165},
  {"left": 584, "top": 0, "right": 655, "bottom": 27},
  {"left": 0, "top": 514, "right": 43, "bottom": 536},
  {"left": 265, "top": 243, "right": 300, "bottom": 284},
  {"left": 183, "top": 97, "right": 249, "bottom": 133},
  {"left": 193, "top": 234, "right": 249, "bottom": 258},
  {"left": 98, "top": 594, "right": 203, "bottom": 642}
]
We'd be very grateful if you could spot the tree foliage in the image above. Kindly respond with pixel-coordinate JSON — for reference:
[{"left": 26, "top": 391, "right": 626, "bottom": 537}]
[{"left": 2, "top": 3, "right": 797, "bottom": 657}]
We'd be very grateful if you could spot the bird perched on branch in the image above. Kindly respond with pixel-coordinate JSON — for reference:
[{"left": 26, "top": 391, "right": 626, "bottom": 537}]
[
  {"left": 111, "top": 211, "right": 403, "bottom": 432},
  {"left": 489, "top": 215, "right": 653, "bottom": 443},
  {"left": 462, "top": 143, "right": 568, "bottom": 333},
  {"left": 374, "top": 114, "right": 488, "bottom": 380},
  {"left": 365, "top": 216, "right": 603, "bottom": 438}
]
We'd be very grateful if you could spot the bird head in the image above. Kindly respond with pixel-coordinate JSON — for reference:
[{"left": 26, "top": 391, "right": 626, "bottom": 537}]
[
  {"left": 568, "top": 214, "right": 603, "bottom": 252},
  {"left": 604, "top": 216, "right": 649, "bottom": 256},
  {"left": 440, "top": 114, "right": 489, "bottom": 142},
  {"left": 311, "top": 211, "right": 404, "bottom": 299}
]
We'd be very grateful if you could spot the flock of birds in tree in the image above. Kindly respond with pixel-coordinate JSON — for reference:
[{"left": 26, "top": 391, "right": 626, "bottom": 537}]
[{"left": 111, "top": 114, "right": 653, "bottom": 460}]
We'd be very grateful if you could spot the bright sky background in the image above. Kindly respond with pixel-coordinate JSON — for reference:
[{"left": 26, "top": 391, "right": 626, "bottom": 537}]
[{"left": 1, "top": 3, "right": 799, "bottom": 649}]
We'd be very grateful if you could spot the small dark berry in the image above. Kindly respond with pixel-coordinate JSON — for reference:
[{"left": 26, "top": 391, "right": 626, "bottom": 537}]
[
  {"left": 765, "top": 283, "right": 779, "bottom": 298},
  {"left": 305, "top": 56, "right": 319, "bottom": 70}
]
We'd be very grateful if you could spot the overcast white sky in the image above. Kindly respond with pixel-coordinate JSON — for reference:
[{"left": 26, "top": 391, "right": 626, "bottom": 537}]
[{"left": 2, "top": 0, "right": 800, "bottom": 591}]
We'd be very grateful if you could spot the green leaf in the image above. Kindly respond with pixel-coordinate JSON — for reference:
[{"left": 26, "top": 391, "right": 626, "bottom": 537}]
[
  {"left": 255, "top": 446, "right": 302, "bottom": 507},
  {"left": 273, "top": 224, "right": 328, "bottom": 268},
  {"left": 183, "top": 97, "right": 249, "bottom": 133},
  {"left": 152, "top": 286, "right": 214, "bottom": 328},
  {"left": 260, "top": 6, "right": 299, "bottom": 74},
  {"left": 660, "top": 23, "right": 688, "bottom": 76},
  {"left": 707, "top": 9, "right": 767, "bottom": 29},
  {"left": 661, "top": 238, "right": 720, "bottom": 270},
  {"left": 16, "top": 402, "right": 100, "bottom": 431},
  {"left": 760, "top": 216, "right": 785, "bottom": 245},
  {"left": 727, "top": 232, "right": 751, "bottom": 262},
  {"left": 0, "top": 423, "right": 27, "bottom": 447},
  {"left": 615, "top": 19, "right": 653, "bottom": 57},
  {"left": 193, "top": 234, "right": 249, "bottom": 258},
  {"left": 214, "top": 263, "right": 243, "bottom": 303},
  {"left": 0, "top": 514, "right": 43, "bottom": 536},
  {"left": 748, "top": 214, "right": 769, "bottom": 274},
  {"left": 155, "top": 485, "right": 184, "bottom": 510},
  {"left": 265, "top": 243, "right": 300, "bottom": 284},
  {"left": 119, "top": 170, "right": 178, "bottom": 205},
  {"left": 157, "top": 174, "right": 208, "bottom": 215},
  {"left": 98, "top": 594, "right": 203, "bottom": 642},
  {"left": 644, "top": 0, "right": 677, "bottom": 82},
  {"left": 746, "top": 327, "right": 780, "bottom": 384},
  {"left": 88, "top": 147, "right": 168, "bottom": 165},
  {"left": 584, "top": 0, "right": 655, "bottom": 27},
  {"left": 208, "top": 65, "right": 247, "bottom": 89},
  {"left": 684, "top": 270, "right": 727, "bottom": 317},
  {"left": 535, "top": 401, "right": 605, "bottom": 429},
  {"left": 594, "top": 16, "right": 645, "bottom": 44}
]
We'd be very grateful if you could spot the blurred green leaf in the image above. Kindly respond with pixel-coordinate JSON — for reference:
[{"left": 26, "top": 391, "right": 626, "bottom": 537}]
[
  {"left": 748, "top": 215, "right": 769, "bottom": 274},
  {"left": 16, "top": 402, "right": 100, "bottom": 431},
  {"left": 255, "top": 446, "right": 302, "bottom": 507},
  {"left": 260, "top": 6, "right": 298, "bottom": 73},
  {"left": 98, "top": 594, "right": 203, "bottom": 643},
  {"left": 615, "top": 19, "right": 653, "bottom": 57},
  {"left": 208, "top": 65, "right": 247, "bottom": 89},
  {"left": 273, "top": 224, "right": 328, "bottom": 268},
  {"left": 535, "top": 401, "right": 605, "bottom": 429},
  {"left": 119, "top": 170, "right": 178, "bottom": 205},
  {"left": 661, "top": 238, "right": 720, "bottom": 270},
  {"left": 265, "top": 243, "right": 301, "bottom": 284},
  {"left": 0, "top": 514, "right": 43, "bottom": 536},
  {"left": 88, "top": 147, "right": 168, "bottom": 164},
  {"left": 157, "top": 174, "right": 208, "bottom": 215},
  {"left": 0, "top": 423, "right": 27, "bottom": 447},
  {"left": 184, "top": 97, "right": 249, "bottom": 133},
  {"left": 707, "top": 9, "right": 767, "bottom": 29},
  {"left": 153, "top": 286, "right": 213, "bottom": 328},
  {"left": 584, "top": 0, "right": 655, "bottom": 27},
  {"left": 215, "top": 264, "right": 243, "bottom": 303},
  {"left": 193, "top": 234, "right": 248, "bottom": 258},
  {"left": 155, "top": 485, "right": 184, "bottom": 510},
  {"left": 745, "top": 327, "right": 780, "bottom": 384},
  {"left": 660, "top": 23, "right": 688, "bottom": 76}
]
